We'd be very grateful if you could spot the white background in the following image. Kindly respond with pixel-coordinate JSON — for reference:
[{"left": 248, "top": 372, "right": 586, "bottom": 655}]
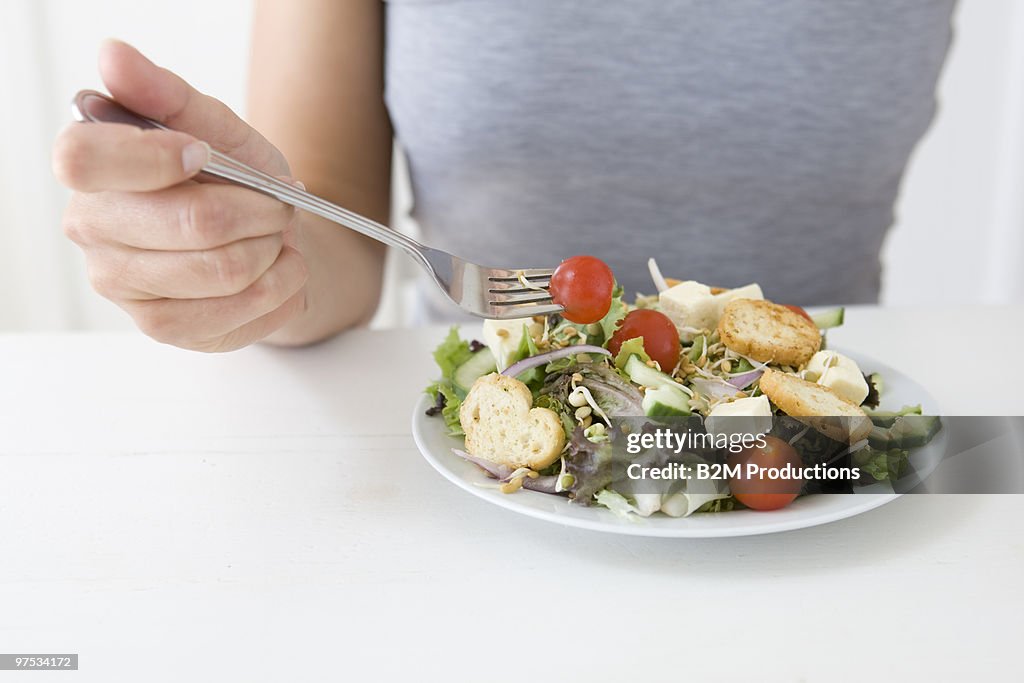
[{"left": 2, "top": 0, "right": 1023, "bottom": 332}]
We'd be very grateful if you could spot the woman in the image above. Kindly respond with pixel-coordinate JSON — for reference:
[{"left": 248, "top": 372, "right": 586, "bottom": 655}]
[{"left": 52, "top": 0, "right": 954, "bottom": 352}]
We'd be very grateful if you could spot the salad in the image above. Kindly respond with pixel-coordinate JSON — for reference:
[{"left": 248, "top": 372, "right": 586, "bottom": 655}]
[{"left": 424, "top": 256, "right": 940, "bottom": 517}]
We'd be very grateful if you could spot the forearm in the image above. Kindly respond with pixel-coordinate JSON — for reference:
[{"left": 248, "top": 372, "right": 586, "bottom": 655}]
[{"left": 248, "top": 0, "right": 392, "bottom": 346}]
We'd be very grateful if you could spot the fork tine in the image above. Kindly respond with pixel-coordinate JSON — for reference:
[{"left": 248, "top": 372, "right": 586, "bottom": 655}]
[
  {"left": 490, "top": 292, "right": 554, "bottom": 306},
  {"left": 491, "top": 302, "right": 563, "bottom": 319},
  {"left": 484, "top": 264, "right": 561, "bottom": 317},
  {"left": 487, "top": 283, "right": 550, "bottom": 295},
  {"left": 487, "top": 268, "right": 554, "bottom": 282}
]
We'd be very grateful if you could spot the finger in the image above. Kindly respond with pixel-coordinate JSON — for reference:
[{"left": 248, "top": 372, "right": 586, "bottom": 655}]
[
  {"left": 65, "top": 182, "right": 295, "bottom": 250},
  {"left": 87, "top": 233, "right": 285, "bottom": 300},
  {"left": 125, "top": 246, "right": 307, "bottom": 345},
  {"left": 200, "top": 288, "right": 307, "bottom": 353},
  {"left": 53, "top": 122, "right": 208, "bottom": 192},
  {"left": 99, "top": 39, "right": 288, "bottom": 175}
]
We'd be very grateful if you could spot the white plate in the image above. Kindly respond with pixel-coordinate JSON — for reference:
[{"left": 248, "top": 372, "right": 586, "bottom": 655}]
[{"left": 412, "top": 348, "right": 946, "bottom": 537}]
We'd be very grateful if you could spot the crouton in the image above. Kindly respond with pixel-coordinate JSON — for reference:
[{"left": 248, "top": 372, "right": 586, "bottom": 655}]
[
  {"left": 718, "top": 299, "right": 821, "bottom": 367},
  {"left": 759, "top": 368, "right": 872, "bottom": 442},
  {"left": 459, "top": 373, "right": 565, "bottom": 469}
]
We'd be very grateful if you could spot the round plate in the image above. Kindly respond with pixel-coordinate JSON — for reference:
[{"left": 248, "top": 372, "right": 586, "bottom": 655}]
[{"left": 412, "top": 348, "right": 946, "bottom": 537}]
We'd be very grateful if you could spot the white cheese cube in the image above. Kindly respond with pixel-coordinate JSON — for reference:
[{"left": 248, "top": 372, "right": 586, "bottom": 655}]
[
  {"left": 712, "top": 283, "right": 764, "bottom": 318},
  {"left": 658, "top": 281, "right": 716, "bottom": 340},
  {"left": 659, "top": 281, "right": 764, "bottom": 341},
  {"left": 481, "top": 317, "right": 542, "bottom": 371},
  {"left": 803, "top": 351, "right": 869, "bottom": 405},
  {"left": 704, "top": 395, "right": 774, "bottom": 442}
]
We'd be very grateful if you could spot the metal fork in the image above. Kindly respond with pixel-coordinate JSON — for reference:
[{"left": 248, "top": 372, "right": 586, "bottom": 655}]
[{"left": 71, "top": 90, "right": 562, "bottom": 320}]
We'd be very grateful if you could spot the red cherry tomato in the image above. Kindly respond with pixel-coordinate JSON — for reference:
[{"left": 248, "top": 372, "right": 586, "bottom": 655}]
[
  {"left": 607, "top": 309, "right": 681, "bottom": 372},
  {"left": 549, "top": 255, "right": 615, "bottom": 324},
  {"left": 727, "top": 436, "right": 803, "bottom": 511},
  {"left": 783, "top": 304, "right": 813, "bottom": 323}
]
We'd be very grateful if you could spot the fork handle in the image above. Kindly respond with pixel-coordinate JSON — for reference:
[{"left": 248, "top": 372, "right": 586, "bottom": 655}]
[
  {"left": 204, "top": 152, "right": 426, "bottom": 257},
  {"left": 71, "top": 90, "right": 428, "bottom": 259}
]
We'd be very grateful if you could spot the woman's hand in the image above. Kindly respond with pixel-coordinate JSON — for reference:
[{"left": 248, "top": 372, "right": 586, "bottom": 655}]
[{"left": 53, "top": 40, "right": 308, "bottom": 352}]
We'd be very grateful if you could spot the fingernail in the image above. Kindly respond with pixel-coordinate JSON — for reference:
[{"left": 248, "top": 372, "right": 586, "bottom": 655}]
[
  {"left": 294, "top": 180, "right": 306, "bottom": 191},
  {"left": 181, "top": 141, "right": 209, "bottom": 176}
]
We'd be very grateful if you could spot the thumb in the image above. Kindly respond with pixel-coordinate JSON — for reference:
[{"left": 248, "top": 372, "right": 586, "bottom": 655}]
[
  {"left": 52, "top": 121, "right": 210, "bottom": 192},
  {"left": 98, "top": 38, "right": 289, "bottom": 176}
]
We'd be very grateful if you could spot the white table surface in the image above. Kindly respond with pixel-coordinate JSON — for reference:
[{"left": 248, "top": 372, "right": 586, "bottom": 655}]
[{"left": 1, "top": 305, "right": 1022, "bottom": 682}]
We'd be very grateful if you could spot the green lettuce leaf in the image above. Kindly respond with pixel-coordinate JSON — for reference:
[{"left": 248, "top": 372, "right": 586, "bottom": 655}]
[
  {"left": 424, "top": 380, "right": 465, "bottom": 436},
  {"left": 508, "top": 323, "right": 544, "bottom": 389},
  {"left": 613, "top": 336, "right": 651, "bottom": 370},
  {"left": 594, "top": 489, "right": 640, "bottom": 518},
  {"left": 541, "top": 362, "right": 644, "bottom": 418},
  {"left": 544, "top": 355, "right": 578, "bottom": 374},
  {"left": 854, "top": 447, "right": 910, "bottom": 481},
  {"left": 597, "top": 284, "right": 628, "bottom": 343},
  {"left": 424, "top": 327, "right": 474, "bottom": 436},
  {"left": 432, "top": 326, "right": 474, "bottom": 379},
  {"left": 534, "top": 393, "right": 575, "bottom": 438}
]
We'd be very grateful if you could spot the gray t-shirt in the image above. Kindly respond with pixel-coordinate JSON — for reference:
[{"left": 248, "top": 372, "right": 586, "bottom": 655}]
[{"left": 384, "top": 0, "right": 954, "bottom": 321}]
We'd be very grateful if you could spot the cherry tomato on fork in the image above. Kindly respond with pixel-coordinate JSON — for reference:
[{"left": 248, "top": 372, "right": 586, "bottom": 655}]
[
  {"left": 728, "top": 436, "right": 803, "bottom": 511},
  {"left": 549, "top": 255, "right": 615, "bottom": 324},
  {"left": 607, "top": 309, "right": 680, "bottom": 372}
]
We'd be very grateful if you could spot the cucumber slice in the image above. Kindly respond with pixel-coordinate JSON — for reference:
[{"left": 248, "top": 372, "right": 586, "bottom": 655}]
[
  {"left": 866, "top": 404, "right": 922, "bottom": 418},
  {"left": 888, "top": 415, "right": 942, "bottom": 448},
  {"left": 867, "top": 414, "right": 941, "bottom": 449},
  {"left": 624, "top": 355, "right": 687, "bottom": 391},
  {"left": 642, "top": 385, "right": 692, "bottom": 418},
  {"left": 868, "top": 425, "right": 891, "bottom": 450},
  {"left": 811, "top": 307, "right": 845, "bottom": 329},
  {"left": 453, "top": 350, "right": 497, "bottom": 392},
  {"left": 866, "top": 404, "right": 922, "bottom": 428},
  {"left": 688, "top": 335, "right": 706, "bottom": 362}
]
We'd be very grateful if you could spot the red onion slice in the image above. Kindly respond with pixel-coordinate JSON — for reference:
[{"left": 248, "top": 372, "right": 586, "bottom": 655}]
[
  {"left": 501, "top": 344, "right": 611, "bottom": 379},
  {"left": 691, "top": 377, "right": 742, "bottom": 401},
  {"left": 451, "top": 449, "right": 562, "bottom": 495},
  {"left": 726, "top": 369, "right": 764, "bottom": 389},
  {"left": 452, "top": 449, "right": 514, "bottom": 479}
]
